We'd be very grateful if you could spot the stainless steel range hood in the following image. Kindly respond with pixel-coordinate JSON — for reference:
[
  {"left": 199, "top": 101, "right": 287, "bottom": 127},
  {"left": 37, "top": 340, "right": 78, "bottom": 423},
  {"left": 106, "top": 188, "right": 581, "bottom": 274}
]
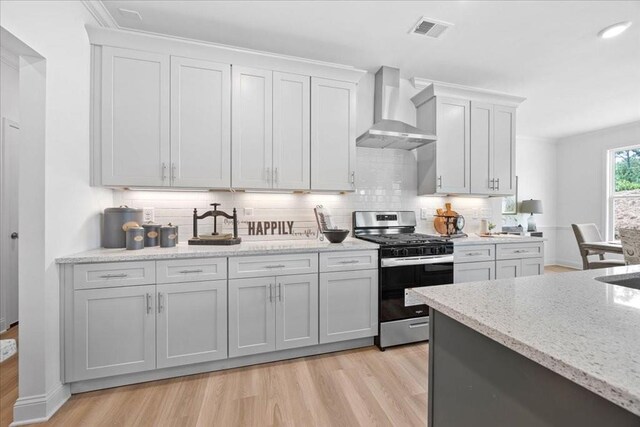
[{"left": 356, "top": 66, "right": 436, "bottom": 150}]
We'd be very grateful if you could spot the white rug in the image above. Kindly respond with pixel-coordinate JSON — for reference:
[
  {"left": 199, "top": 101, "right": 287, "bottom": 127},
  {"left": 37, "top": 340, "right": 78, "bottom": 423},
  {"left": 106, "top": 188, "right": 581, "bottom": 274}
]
[{"left": 0, "top": 339, "right": 17, "bottom": 362}]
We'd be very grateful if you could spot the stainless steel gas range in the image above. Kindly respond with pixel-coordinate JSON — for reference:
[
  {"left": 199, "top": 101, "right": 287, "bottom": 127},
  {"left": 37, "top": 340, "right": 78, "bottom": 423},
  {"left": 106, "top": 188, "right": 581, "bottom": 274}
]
[{"left": 353, "top": 211, "right": 454, "bottom": 350}]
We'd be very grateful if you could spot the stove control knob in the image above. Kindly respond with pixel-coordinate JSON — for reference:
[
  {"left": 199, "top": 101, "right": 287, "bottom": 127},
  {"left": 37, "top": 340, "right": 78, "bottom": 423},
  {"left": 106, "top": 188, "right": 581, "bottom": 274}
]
[
  {"left": 402, "top": 248, "right": 409, "bottom": 257},
  {"left": 393, "top": 249, "right": 401, "bottom": 257}
]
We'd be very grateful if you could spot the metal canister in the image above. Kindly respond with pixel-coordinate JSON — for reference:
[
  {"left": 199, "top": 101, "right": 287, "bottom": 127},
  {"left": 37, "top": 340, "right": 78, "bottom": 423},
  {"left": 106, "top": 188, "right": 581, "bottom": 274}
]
[
  {"left": 103, "top": 206, "right": 144, "bottom": 248},
  {"left": 142, "top": 222, "right": 161, "bottom": 247},
  {"left": 126, "top": 226, "right": 145, "bottom": 250},
  {"left": 160, "top": 223, "right": 178, "bottom": 247}
]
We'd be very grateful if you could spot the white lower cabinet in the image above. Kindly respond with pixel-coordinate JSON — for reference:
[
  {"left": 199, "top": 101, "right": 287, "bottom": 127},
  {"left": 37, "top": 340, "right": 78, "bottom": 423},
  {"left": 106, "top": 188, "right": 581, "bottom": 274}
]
[
  {"left": 72, "top": 285, "right": 156, "bottom": 381},
  {"left": 522, "top": 258, "right": 545, "bottom": 277},
  {"left": 157, "top": 280, "right": 227, "bottom": 368},
  {"left": 228, "top": 273, "right": 318, "bottom": 357},
  {"left": 319, "top": 269, "right": 378, "bottom": 344},
  {"left": 495, "top": 259, "right": 521, "bottom": 279},
  {"left": 454, "top": 261, "right": 495, "bottom": 283}
]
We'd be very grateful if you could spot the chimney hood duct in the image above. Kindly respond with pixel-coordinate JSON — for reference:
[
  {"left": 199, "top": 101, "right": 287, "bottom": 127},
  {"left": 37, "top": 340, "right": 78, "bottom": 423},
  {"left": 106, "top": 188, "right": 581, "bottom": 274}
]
[{"left": 356, "top": 66, "right": 436, "bottom": 150}]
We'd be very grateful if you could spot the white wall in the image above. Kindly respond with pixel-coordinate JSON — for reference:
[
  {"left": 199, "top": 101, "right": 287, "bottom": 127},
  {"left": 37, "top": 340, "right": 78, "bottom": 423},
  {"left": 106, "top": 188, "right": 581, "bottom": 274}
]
[
  {"left": 555, "top": 121, "right": 640, "bottom": 268},
  {"left": 0, "top": 1, "right": 114, "bottom": 423},
  {"left": 0, "top": 51, "right": 19, "bottom": 121}
]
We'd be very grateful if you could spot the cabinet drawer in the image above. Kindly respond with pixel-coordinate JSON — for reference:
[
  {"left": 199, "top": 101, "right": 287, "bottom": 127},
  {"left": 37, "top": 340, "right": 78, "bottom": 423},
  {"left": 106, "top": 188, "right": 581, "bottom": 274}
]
[
  {"left": 320, "top": 250, "right": 378, "bottom": 272},
  {"left": 454, "top": 245, "right": 495, "bottom": 263},
  {"left": 496, "top": 243, "right": 544, "bottom": 260},
  {"left": 73, "top": 261, "right": 156, "bottom": 290},
  {"left": 229, "top": 253, "right": 318, "bottom": 279},
  {"left": 156, "top": 258, "right": 227, "bottom": 284}
]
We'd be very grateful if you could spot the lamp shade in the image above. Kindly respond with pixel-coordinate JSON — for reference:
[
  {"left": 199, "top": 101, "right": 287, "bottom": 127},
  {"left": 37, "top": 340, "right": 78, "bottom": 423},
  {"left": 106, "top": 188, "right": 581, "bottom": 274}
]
[{"left": 521, "top": 199, "right": 543, "bottom": 214}]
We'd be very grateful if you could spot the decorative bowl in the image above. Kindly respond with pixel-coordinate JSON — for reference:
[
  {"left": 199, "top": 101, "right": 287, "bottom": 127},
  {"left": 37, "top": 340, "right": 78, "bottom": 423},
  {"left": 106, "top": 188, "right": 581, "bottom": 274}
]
[{"left": 322, "top": 229, "right": 350, "bottom": 243}]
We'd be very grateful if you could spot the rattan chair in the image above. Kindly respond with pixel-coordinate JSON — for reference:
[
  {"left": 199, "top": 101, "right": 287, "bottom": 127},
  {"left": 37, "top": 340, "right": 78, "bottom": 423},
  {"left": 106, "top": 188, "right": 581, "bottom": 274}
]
[{"left": 571, "top": 223, "right": 626, "bottom": 270}]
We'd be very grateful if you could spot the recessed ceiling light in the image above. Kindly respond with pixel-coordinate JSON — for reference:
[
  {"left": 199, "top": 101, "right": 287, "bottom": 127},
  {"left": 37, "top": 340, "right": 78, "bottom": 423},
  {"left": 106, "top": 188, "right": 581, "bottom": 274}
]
[{"left": 598, "top": 21, "right": 632, "bottom": 39}]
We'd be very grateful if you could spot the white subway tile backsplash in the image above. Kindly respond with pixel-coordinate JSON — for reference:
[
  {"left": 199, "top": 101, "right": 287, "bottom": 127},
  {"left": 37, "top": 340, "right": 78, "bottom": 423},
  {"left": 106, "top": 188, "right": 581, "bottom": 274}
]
[{"left": 114, "top": 148, "right": 501, "bottom": 242}]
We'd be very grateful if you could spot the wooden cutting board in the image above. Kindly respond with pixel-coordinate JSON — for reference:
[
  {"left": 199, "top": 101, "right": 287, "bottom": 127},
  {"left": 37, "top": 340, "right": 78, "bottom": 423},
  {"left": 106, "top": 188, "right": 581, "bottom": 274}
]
[{"left": 434, "top": 203, "right": 458, "bottom": 235}]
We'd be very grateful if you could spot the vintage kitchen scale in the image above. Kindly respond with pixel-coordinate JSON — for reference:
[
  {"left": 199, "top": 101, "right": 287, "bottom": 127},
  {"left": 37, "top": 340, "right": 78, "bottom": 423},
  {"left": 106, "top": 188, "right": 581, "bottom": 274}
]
[
  {"left": 188, "top": 203, "right": 241, "bottom": 245},
  {"left": 434, "top": 203, "right": 467, "bottom": 238}
]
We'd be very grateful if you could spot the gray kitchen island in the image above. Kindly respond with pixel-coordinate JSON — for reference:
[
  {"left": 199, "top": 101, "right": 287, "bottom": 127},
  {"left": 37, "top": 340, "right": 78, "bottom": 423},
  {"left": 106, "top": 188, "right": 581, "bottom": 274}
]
[{"left": 409, "top": 265, "right": 640, "bottom": 427}]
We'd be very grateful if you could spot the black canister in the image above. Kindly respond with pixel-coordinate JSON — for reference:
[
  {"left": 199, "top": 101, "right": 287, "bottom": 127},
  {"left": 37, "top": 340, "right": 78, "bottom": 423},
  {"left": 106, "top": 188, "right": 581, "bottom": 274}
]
[
  {"left": 160, "top": 223, "right": 178, "bottom": 247},
  {"left": 126, "top": 226, "right": 145, "bottom": 250},
  {"left": 142, "top": 222, "right": 161, "bottom": 247}
]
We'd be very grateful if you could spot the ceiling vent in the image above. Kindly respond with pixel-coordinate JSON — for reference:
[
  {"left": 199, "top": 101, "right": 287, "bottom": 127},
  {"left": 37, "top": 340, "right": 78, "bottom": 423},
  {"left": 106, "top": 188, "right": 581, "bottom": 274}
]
[{"left": 410, "top": 17, "right": 452, "bottom": 38}]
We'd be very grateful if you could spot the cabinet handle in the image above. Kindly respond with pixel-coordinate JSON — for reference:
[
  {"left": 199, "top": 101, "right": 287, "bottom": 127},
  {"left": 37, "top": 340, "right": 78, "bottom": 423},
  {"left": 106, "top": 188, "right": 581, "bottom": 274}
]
[
  {"left": 264, "top": 264, "right": 286, "bottom": 269},
  {"left": 466, "top": 252, "right": 483, "bottom": 256},
  {"left": 158, "top": 292, "right": 163, "bottom": 313},
  {"left": 496, "top": 178, "right": 500, "bottom": 191},
  {"left": 278, "top": 283, "right": 283, "bottom": 302},
  {"left": 438, "top": 176, "right": 443, "bottom": 189},
  {"left": 489, "top": 178, "right": 495, "bottom": 190},
  {"left": 178, "top": 269, "right": 203, "bottom": 274},
  {"left": 146, "top": 293, "right": 152, "bottom": 314},
  {"left": 514, "top": 249, "right": 529, "bottom": 254},
  {"left": 99, "top": 273, "right": 128, "bottom": 279},
  {"left": 338, "top": 260, "right": 359, "bottom": 264},
  {"left": 171, "top": 163, "right": 176, "bottom": 182},
  {"left": 268, "top": 284, "right": 273, "bottom": 303},
  {"left": 266, "top": 167, "right": 271, "bottom": 184},
  {"left": 162, "top": 163, "right": 167, "bottom": 181},
  {"left": 350, "top": 171, "right": 355, "bottom": 186},
  {"left": 409, "top": 322, "right": 429, "bottom": 329},
  {"left": 274, "top": 167, "right": 279, "bottom": 185}
]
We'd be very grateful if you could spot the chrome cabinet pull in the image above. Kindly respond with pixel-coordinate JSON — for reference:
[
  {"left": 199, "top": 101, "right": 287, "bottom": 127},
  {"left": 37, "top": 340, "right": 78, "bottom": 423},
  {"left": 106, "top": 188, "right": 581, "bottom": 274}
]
[
  {"left": 158, "top": 292, "right": 163, "bottom": 313},
  {"left": 437, "top": 176, "right": 443, "bottom": 189},
  {"left": 266, "top": 167, "right": 271, "bottom": 184},
  {"left": 350, "top": 171, "right": 355, "bottom": 186},
  {"left": 268, "top": 284, "right": 273, "bottom": 302},
  {"left": 178, "top": 269, "right": 204, "bottom": 274},
  {"left": 496, "top": 178, "right": 500, "bottom": 191},
  {"left": 100, "top": 273, "right": 128, "bottom": 278},
  {"left": 409, "top": 322, "right": 429, "bottom": 329},
  {"left": 489, "top": 178, "right": 495, "bottom": 190},
  {"left": 264, "top": 264, "right": 286, "bottom": 269},
  {"left": 274, "top": 167, "right": 279, "bottom": 185},
  {"left": 278, "top": 283, "right": 283, "bottom": 302},
  {"left": 162, "top": 163, "right": 167, "bottom": 181},
  {"left": 338, "top": 260, "right": 359, "bottom": 264},
  {"left": 171, "top": 163, "right": 176, "bottom": 182},
  {"left": 146, "top": 293, "right": 152, "bottom": 314},
  {"left": 466, "top": 252, "right": 483, "bottom": 256}
]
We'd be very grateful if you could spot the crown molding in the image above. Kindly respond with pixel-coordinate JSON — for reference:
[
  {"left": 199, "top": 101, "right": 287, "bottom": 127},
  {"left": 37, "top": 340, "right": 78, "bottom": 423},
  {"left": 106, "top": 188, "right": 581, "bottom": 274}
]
[
  {"left": 411, "top": 77, "right": 526, "bottom": 108},
  {"left": 81, "top": 0, "right": 119, "bottom": 29}
]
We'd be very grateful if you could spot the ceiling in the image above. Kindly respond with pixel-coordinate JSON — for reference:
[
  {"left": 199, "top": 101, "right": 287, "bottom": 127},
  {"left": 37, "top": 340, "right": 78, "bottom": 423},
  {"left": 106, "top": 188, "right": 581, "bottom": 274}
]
[{"left": 100, "top": 0, "right": 640, "bottom": 139}]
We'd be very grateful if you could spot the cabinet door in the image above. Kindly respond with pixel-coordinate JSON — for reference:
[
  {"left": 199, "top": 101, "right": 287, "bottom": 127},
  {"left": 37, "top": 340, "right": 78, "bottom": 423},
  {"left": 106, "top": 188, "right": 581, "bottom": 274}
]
[
  {"left": 228, "top": 277, "right": 276, "bottom": 357},
  {"left": 496, "top": 259, "right": 521, "bottom": 279},
  {"left": 492, "top": 105, "right": 516, "bottom": 195},
  {"left": 273, "top": 72, "right": 310, "bottom": 190},
  {"left": 170, "top": 57, "right": 230, "bottom": 188},
  {"left": 231, "top": 66, "right": 273, "bottom": 189},
  {"left": 311, "top": 78, "right": 356, "bottom": 191},
  {"left": 319, "top": 270, "right": 378, "bottom": 343},
  {"left": 454, "top": 261, "right": 495, "bottom": 284},
  {"left": 157, "top": 281, "right": 227, "bottom": 368},
  {"left": 275, "top": 274, "right": 318, "bottom": 350},
  {"left": 521, "top": 258, "right": 544, "bottom": 277},
  {"left": 101, "top": 47, "right": 169, "bottom": 187},
  {"left": 436, "top": 97, "right": 470, "bottom": 194},
  {"left": 72, "top": 285, "right": 156, "bottom": 381},
  {"left": 470, "top": 102, "right": 493, "bottom": 194}
]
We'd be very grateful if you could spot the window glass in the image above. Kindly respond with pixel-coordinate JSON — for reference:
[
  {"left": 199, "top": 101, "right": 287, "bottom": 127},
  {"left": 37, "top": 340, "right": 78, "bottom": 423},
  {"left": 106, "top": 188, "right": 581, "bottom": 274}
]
[{"left": 611, "top": 147, "right": 640, "bottom": 239}]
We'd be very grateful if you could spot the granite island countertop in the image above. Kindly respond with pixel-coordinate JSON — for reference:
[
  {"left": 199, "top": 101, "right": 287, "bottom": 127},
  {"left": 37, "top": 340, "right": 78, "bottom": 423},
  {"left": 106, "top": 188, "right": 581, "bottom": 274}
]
[
  {"left": 452, "top": 233, "right": 546, "bottom": 245},
  {"left": 56, "top": 238, "right": 379, "bottom": 264},
  {"left": 408, "top": 265, "right": 640, "bottom": 416}
]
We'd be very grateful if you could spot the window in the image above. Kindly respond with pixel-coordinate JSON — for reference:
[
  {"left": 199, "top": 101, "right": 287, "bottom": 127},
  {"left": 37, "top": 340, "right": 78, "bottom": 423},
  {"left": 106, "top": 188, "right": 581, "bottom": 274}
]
[{"left": 607, "top": 145, "right": 640, "bottom": 239}]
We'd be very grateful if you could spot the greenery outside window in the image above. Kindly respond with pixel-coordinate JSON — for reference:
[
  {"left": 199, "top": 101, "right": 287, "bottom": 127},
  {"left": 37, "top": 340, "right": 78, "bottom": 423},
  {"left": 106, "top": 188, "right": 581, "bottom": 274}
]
[{"left": 607, "top": 145, "right": 640, "bottom": 239}]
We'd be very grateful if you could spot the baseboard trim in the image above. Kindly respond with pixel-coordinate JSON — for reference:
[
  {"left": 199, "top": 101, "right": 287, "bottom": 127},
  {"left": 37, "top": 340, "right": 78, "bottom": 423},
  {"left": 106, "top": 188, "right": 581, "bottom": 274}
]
[
  {"left": 70, "top": 337, "right": 374, "bottom": 394},
  {"left": 554, "top": 259, "right": 582, "bottom": 270},
  {"left": 10, "top": 383, "right": 70, "bottom": 426}
]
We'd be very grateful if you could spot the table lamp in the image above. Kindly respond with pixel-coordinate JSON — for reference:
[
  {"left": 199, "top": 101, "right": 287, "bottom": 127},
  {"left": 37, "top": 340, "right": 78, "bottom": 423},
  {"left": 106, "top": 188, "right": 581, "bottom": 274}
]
[{"left": 521, "top": 199, "right": 543, "bottom": 232}]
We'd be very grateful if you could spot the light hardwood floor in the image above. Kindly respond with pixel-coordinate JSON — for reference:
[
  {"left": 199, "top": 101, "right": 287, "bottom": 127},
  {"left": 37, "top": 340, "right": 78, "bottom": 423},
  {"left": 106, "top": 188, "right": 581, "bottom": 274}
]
[
  {"left": 545, "top": 265, "right": 578, "bottom": 274},
  {"left": 0, "top": 264, "right": 578, "bottom": 426}
]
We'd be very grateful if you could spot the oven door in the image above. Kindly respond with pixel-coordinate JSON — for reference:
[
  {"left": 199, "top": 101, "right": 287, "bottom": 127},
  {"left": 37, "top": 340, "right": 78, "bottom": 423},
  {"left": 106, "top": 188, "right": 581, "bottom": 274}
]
[{"left": 379, "top": 255, "right": 453, "bottom": 322}]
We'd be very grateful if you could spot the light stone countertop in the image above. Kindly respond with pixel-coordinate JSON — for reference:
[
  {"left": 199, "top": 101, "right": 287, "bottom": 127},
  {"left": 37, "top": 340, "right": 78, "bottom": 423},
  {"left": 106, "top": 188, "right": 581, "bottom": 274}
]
[
  {"left": 55, "top": 238, "right": 379, "bottom": 264},
  {"left": 407, "top": 265, "right": 640, "bottom": 417},
  {"left": 452, "top": 233, "right": 546, "bottom": 245}
]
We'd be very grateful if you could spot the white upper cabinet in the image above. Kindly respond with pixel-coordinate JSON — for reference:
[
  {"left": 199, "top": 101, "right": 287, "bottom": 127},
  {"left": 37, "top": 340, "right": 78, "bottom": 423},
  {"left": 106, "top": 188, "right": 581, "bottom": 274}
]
[
  {"left": 170, "top": 57, "right": 231, "bottom": 188},
  {"left": 413, "top": 83, "right": 524, "bottom": 196},
  {"left": 311, "top": 77, "right": 357, "bottom": 192},
  {"left": 273, "top": 72, "right": 311, "bottom": 190},
  {"left": 101, "top": 47, "right": 170, "bottom": 187},
  {"left": 231, "top": 66, "right": 273, "bottom": 189}
]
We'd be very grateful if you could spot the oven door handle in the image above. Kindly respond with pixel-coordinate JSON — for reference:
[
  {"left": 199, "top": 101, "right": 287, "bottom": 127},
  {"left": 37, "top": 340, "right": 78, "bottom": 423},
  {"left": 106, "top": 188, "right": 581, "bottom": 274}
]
[{"left": 381, "top": 255, "right": 454, "bottom": 268}]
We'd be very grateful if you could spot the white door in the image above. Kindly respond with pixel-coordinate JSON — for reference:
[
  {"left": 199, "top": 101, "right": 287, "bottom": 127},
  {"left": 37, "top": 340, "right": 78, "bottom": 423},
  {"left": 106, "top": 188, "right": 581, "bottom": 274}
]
[
  {"left": 170, "top": 57, "right": 231, "bottom": 188},
  {"left": 470, "top": 102, "right": 493, "bottom": 194},
  {"left": 436, "top": 97, "right": 470, "bottom": 194},
  {"left": 231, "top": 66, "right": 273, "bottom": 189},
  {"left": 521, "top": 258, "right": 544, "bottom": 277},
  {"left": 492, "top": 105, "right": 516, "bottom": 195},
  {"left": 311, "top": 77, "right": 356, "bottom": 191},
  {"left": 275, "top": 273, "right": 318, "bottom": 350},
  {"left": 228, "top": 277, "right": 276, "bottom": 357},
  {"left": 319, "top": 270, "right": 378, "bottom": 344},
  {"left": 273, "top": 72, "right": 310, "bottom": 190},
  {"left": 157, "top": 280, "right": 227, "bottom": 368},
  {"left": 0, "top": 119, "right": 19, "bottom": 330},
  {"left": 71, "top": 285, "right": 156, "bottom": 381},
  {"left": 454, "top": 261, "right": 495, "bottom": 283},
  {"left": 496, "top": 259, "right": 521, "bottom": 279},
  {"left": 101, "top": 47, "right": 170, "bottom": 187}
]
